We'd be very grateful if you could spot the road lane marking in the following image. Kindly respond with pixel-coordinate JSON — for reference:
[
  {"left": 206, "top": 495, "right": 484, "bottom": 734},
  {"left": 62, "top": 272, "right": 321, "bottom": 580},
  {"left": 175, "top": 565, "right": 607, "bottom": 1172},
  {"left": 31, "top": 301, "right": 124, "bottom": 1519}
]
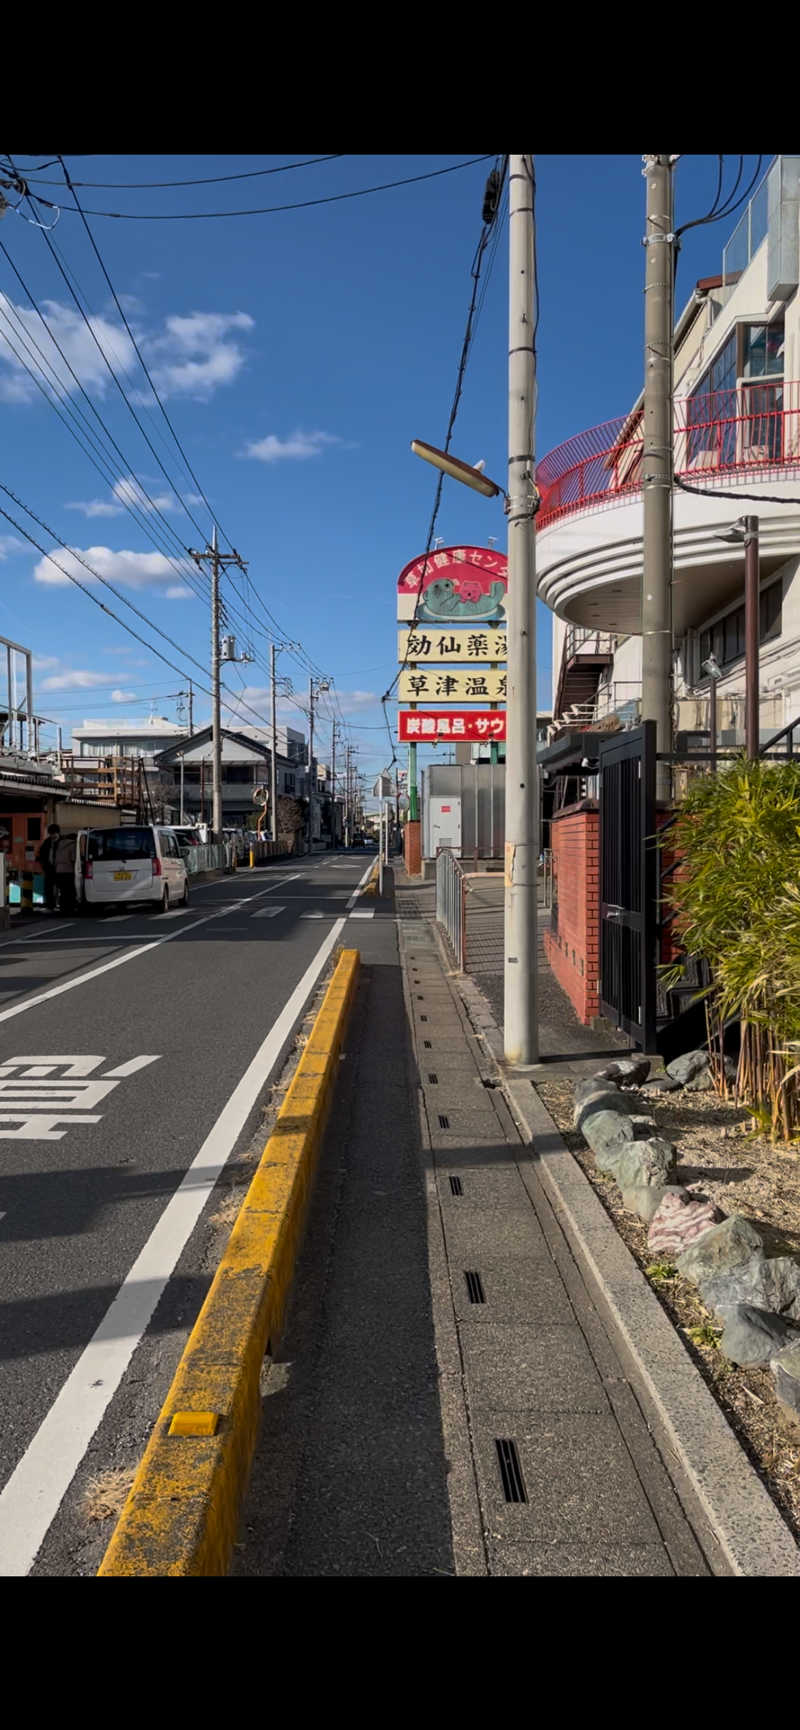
[
  {"left": 0, "top": 1055, "right": 161, "bottom": 1140},
  {"left": 345, "top": 857, "right": 380, "bottom": 912},
  {"left": 0, "top": 914, "right": 348, "bottom": 1575},
  {"left": 251, "top": 906, "right": 284, "bottom": 919},
  {"left": 0, "top": 875, "right": 301, "bottom": 1026},
  {"left": 349, "top": 909, "right": 375, "bottom": 920},
  {"left": 300, "top": 911, "right": 326, "bottom": 919}
]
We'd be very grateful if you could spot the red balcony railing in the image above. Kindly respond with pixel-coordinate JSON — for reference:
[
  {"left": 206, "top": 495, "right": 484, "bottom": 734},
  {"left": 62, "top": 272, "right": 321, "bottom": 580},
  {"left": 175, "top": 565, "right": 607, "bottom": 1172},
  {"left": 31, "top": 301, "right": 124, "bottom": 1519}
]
[{"left": 536, "top": 381, "right": 800, "bottom": 530}]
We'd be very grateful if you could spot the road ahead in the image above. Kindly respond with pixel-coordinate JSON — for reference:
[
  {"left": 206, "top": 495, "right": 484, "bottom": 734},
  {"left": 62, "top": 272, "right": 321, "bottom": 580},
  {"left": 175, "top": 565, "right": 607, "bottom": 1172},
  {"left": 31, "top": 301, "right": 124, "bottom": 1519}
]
[{"left": 0, "top": 850, "right": 377, "bottom": 1576}]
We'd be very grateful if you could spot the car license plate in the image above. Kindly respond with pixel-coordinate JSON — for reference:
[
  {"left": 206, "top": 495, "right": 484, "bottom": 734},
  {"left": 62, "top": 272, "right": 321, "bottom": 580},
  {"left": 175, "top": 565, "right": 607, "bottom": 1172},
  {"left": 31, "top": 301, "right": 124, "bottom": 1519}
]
[{"left": 113, "top": 870, "right": 132, "bottom": 880}]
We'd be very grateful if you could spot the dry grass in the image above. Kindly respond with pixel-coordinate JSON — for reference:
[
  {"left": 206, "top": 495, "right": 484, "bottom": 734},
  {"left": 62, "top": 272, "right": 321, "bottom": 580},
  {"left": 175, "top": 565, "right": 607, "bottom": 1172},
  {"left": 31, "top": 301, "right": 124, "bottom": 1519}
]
[
  {"left": 84, "top": 1467, "right": 136, "bottom": 1523},
  {"left": 210, "top": 1192, "right": 243, "bottom": 1230},
  {"left": 537, "top": 1073, "right": 800, "bottom": 1545}
]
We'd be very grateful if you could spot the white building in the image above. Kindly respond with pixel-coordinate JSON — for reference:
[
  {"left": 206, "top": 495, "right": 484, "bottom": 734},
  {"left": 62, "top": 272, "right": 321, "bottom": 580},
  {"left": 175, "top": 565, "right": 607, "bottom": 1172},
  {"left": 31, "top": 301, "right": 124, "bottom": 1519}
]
[
  {"left": 541, "top": 155, "right": 800, "bottom": 750},
  {"left": 72, "top": 716, "right": 185, "bottom": 760}
]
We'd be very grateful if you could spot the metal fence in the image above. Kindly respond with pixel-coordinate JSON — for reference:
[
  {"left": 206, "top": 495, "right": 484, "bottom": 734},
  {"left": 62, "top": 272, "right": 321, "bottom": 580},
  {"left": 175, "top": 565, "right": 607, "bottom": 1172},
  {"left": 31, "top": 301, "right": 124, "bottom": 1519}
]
[
  {"left": 435, "top": 846, "right": 466, "bottom": 968},
  {"left": 183, "top": 843, "right": 233, "bottom": 875}
]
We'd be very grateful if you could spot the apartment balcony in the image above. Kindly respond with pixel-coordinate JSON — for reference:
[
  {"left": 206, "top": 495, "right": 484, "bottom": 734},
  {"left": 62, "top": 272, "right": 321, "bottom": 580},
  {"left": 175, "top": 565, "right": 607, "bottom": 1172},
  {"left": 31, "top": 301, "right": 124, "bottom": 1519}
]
[{"left": 536, "top": 383, "right": 800, "bottom": 634}]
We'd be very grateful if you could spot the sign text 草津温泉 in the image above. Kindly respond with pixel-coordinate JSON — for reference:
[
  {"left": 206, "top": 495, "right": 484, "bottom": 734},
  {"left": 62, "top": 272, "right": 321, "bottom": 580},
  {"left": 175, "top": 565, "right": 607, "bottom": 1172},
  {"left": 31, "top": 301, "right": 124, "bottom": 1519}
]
[{"left": 398, "top": 668, "right": 507, "bottom": 702}]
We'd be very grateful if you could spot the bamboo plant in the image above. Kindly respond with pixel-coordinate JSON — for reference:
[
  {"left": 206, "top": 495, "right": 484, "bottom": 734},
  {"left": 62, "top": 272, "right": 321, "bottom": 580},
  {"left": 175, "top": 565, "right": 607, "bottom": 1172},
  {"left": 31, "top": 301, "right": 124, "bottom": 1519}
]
[{"left": 661, "top": 758, "right": 800, "bottom": 1141}]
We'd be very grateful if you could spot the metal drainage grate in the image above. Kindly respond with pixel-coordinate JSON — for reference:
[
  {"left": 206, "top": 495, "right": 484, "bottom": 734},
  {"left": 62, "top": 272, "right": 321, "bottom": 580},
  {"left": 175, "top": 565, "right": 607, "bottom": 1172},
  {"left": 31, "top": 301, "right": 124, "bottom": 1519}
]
[
  {"left": 438, "top": 1113, "right": 450, "bottom": 1129},
  {"left": 496, "top": 1438, "right": 527, "bottom": 1504},
  {"left": 449, "top": 1175, "right": 463, "bottom": 1196},
  {"left": 465, "top": 1270, "right": 485, "bottom": 1305},
  {"left": 428, "top": 1072, "right": 438, "bottom": 1084}
]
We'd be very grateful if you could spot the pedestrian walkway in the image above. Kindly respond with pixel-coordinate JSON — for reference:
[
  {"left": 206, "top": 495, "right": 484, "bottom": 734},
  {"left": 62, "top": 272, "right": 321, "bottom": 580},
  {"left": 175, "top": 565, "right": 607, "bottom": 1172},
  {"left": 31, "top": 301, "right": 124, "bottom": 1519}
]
[{"left": 234, "top": 864, "right": 710, "bottom": 1576}]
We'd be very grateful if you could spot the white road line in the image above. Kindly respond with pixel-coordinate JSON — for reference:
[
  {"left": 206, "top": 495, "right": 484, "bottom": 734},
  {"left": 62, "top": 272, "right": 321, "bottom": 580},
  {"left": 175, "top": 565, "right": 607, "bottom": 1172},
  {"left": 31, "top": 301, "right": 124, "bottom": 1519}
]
[
  {"left": 345, "top": 857, "right": 379, "bottom": 912},
  {"left": 301, "top": 911, "right": 326, "bottom": 919},
  {"left": 0, "top": 875, "right": 299, "bottom": 1027},
  {"left": 0, "top": 921, "right": 75, "bottom": 947},
  {"left": 349, "top": 909, "right": 375, "bottom": 920},
  {"left": 104, "top": 1056, "right": 160, "bottom": 1079},
  {"left": 251, "top": 906, "right": 284, "bottom": 919},
  {"left": 0, "top": 913, "right": 348, "bottom": 1576}
]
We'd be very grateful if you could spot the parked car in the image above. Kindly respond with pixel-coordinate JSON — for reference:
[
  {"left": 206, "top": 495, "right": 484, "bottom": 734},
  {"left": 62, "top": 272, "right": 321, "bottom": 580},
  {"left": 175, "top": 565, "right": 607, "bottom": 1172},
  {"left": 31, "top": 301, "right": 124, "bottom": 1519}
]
[{"left": 76, "top": 825, "right": 188, "bottom": 913}]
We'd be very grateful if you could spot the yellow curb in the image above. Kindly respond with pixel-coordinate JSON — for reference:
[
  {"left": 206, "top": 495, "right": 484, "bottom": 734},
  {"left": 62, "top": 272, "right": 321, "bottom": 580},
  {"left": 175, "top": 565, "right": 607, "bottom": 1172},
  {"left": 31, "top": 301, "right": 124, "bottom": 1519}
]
[{"left": 97, "top": 947, "right": 360, "bottom": 1578}]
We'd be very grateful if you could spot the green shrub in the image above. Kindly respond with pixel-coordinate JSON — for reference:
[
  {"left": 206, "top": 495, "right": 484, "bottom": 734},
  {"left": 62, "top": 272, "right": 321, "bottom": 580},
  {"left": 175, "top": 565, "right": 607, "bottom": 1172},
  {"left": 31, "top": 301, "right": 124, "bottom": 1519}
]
[{"left": 663, "top": 758, "right": 800, "bottom": 1141}]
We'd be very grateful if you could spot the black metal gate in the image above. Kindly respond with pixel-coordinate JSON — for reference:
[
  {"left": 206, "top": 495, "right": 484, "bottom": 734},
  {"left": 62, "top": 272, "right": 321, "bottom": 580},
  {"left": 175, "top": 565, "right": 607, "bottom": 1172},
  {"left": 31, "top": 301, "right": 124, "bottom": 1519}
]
[{"left": 598, "top": 722, "right": 658, "bottom": 1051}]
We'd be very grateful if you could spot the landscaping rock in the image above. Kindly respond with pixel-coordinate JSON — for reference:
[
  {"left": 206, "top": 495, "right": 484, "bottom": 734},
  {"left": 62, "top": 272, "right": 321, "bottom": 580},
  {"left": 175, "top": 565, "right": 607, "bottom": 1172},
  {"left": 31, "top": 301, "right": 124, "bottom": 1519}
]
[
  {"left": 621, "top": 1183, "right": 686, "bottom": 1225},
  {"left": 615, "top": 1136, "right": 678, "bottom": 1192},
  {"left": 702, "top": 1255, "right": 800, "bottom": 1325},
  {"left": 593, "top": 1057, "right": 651, "bottom": 1088},
  {"left": 719, "top": 1304, "right": 795, "bottom": 1367},
  {"left": 641, "top": 1073, "right": 682, "bottom": 1093},
  {"left": 771, "top": 1338, "right": 800, "bottom": 1420},
  {"left": 647, "top": 1190, "right": 724, "bottom": 1258},
  {"left": 581, "top": 1109, "right": 635, "bottom": 1172},
  {"left": 675, "top": 1213, "right": 763, "bottom": 1285},
  {"left": 573, "top": 1088, "right": 631, "bottom": 1132},
  {"left": 685, "top": 1068, "right": 715, "bottom": 1092},
  {"left": 666, "top": 1049, "right": 709, "bottom": 1086},
  {"left": 574, "top": 1076, "right": 620, "bottom": 1107}
]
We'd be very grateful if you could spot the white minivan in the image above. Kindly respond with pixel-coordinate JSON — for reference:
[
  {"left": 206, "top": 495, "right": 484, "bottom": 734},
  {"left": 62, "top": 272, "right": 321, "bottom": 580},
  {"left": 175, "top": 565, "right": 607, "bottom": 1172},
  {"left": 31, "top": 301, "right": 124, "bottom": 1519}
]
[{"left": 77, "top": 825, "right": 189, "bottom": 913}]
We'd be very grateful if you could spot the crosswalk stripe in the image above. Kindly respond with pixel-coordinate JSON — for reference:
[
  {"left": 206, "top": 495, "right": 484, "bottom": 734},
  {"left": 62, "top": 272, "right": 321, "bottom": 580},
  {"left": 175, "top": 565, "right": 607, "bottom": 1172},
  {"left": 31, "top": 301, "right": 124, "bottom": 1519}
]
[
  {"left": 300, "top": 910, "right": 326, "bottom": 919},
  {"left": 349, "top": 909, "right": 375, "bottom": 920},
  {"left": 251, "top": 906, "right": 285, "bottom": 919}
]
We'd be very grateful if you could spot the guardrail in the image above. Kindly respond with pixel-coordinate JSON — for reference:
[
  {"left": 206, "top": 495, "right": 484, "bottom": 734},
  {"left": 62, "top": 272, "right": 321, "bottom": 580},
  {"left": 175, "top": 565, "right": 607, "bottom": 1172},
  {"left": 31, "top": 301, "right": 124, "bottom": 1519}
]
[
  {"left": 435, "top": 846, "right": 466, "bottom": 969},
  {"left": 183, "top": 844, "right": 232, "bottom": 875}
]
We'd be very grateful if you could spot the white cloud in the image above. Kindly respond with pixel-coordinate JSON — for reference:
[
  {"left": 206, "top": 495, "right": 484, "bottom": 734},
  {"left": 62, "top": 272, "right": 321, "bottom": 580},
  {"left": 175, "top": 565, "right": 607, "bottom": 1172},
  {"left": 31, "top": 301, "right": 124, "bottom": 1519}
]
[
  {"left": 242, "top": 430, "right": 342, "bottom": 464},
  {"left": 0, "top": 293, "right": 137, "bottom": 401},
  {"left": 32, "top": 654, "right": 60, "bottom": 670},
  {"left": 335, "top": 690, "right": 379, "bottom": 715},
  {"left": 0, "top": 297, "right": 254, "bottom": 406},
  {"left": 33, "top": 544, "right": 189, "bottom": 594},
  {"left": 67, "top": 474, "right": 201, "bottom": 520},
  {"left": 111, "top": 688, "right": 136, "bottom": 702},
  {"left": 165, "top": 584, "right": 193, "bottom": 599},
  {"left": 0, "top": 534, "right": 27, "bottom": 559},
  {"left": 139, "top": 311, "right": 255, "bottom": 402},
  {"left": 40, "top": 669, "right": 119, "bottom": 692}
]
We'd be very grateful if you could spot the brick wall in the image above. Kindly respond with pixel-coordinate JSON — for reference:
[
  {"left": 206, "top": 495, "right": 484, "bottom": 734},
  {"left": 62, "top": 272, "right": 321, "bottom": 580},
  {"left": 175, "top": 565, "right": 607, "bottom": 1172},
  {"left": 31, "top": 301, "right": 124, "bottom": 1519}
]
[
  {"left": 404, "top": 819, "right": 421, "bottom": 877},
  {"left": 543, "top": 804, "right": 599, "bottom": 1024}
]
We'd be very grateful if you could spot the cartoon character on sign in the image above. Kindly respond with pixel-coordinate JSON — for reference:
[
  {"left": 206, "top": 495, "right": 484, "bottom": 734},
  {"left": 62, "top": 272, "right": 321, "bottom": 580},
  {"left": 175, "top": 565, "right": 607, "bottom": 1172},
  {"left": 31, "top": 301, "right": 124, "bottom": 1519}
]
[{"left": 397, "top": 545, "right": 508, "bottom": 624}]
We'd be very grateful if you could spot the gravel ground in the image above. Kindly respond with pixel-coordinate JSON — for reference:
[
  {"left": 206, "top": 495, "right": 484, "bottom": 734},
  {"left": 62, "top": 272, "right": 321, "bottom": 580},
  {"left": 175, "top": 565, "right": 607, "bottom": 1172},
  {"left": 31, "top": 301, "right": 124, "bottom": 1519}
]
[{"left": 536, "top": 1073, "right": 800, "bottom": 1547}]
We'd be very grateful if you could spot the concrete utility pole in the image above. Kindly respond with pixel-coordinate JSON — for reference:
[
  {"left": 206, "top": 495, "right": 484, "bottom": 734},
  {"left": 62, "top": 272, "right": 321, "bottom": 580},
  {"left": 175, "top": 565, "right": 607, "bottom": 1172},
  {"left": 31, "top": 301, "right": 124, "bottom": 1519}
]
[
  {"left": 270, "top": 641, "right": 279, "bottom": 844},
  {"left": 744, "top": 516, "right": 760, "bottom": 758},
  {"left": 210, "top": 528, "right": 222, "bottom": 837},
  {"left": 641, "top": 155, "right": 676, "bottom": 803},
  {"left": 188, "top": 681, "right": 194, "bottom": 737},
  {"left": 307, "top": 677, "right": 315, "bottom": 854},
  {"left": 503, "top": 153, "right": 539, "bottom": 1068},
  {"left": 189, "top": 529, "right": 249, "bottom": 841}
]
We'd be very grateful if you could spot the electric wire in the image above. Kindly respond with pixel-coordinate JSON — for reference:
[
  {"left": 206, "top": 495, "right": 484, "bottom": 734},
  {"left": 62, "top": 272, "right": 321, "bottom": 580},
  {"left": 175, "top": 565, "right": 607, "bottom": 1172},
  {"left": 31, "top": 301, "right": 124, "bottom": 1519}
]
[
  {"left": 20, "top": 154, "right": 345, "bottom": 190},
  {"left": 21, "top": 156, "right": 496, "bottom": 222}
]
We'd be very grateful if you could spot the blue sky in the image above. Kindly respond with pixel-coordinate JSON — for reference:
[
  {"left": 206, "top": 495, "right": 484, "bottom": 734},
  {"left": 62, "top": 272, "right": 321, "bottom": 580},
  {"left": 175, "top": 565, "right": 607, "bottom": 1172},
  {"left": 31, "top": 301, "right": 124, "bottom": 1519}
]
[{"left": 0, "top": 152, "right": 764, "bottom": 794}]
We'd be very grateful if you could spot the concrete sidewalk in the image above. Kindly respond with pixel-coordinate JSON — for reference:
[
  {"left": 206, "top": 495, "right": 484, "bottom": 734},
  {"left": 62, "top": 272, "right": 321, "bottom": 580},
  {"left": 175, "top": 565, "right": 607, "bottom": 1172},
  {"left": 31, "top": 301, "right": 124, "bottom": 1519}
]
[{"left": 232, "top": 863, "right": 719, "bottom": 1576}]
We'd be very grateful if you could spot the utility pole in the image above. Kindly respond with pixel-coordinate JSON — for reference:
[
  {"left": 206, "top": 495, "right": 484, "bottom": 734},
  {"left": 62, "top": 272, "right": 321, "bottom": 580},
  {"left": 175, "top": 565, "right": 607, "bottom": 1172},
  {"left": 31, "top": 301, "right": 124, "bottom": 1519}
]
[
  {"left": 189, "top": 529, "right": 249, "bottom": 841},
  {"left": 503, "top": 153, "right": 539, "bottom": 1068},
  {"left": 744, "top": 516, "right": 760, "bottom": 758},
  {"left": 188, "top": 681, "right": 194, "bottom": 737},
  {"left": 331, "top": 725, "right": 338, "bottom": 849},
  {"left": 270, "top": 641, "right": 279, "bottom": 844},
  {"left": 641, "top": 155, "right": 676, "bottom": 803},
  {"left": 344, "top": 743, "right": 351, "bottom": 847},
  {"left": 307, "top": 675, "right": 331, "bottom": 853}
]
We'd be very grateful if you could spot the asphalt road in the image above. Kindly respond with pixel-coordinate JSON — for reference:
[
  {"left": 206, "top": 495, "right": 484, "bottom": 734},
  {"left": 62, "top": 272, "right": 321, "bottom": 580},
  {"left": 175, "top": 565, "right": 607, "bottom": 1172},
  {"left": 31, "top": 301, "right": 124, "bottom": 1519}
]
[{"left": 0, "top": 849, "right": 378, "bottom": 1576}]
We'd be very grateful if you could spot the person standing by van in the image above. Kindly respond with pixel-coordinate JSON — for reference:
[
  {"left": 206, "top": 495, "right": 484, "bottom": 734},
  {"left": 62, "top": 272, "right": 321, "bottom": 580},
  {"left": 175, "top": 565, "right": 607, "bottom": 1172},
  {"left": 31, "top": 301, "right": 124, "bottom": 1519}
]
[
  {"left": 38, "top": 823, "right": 60, "bottom": 911},
  {"left": 54, "top": 831, "right": 77, "bottom": 913}
]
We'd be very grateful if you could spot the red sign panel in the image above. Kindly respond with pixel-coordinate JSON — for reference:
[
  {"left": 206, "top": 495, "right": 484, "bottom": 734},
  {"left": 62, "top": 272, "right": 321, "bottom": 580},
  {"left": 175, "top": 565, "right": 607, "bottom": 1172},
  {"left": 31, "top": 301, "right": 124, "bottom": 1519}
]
[
  {"left": 398, "top": 710, "right": 506, "bottom": 742},
  {"left": 397, "top": 545, "right": 507, "bottom": 624}
]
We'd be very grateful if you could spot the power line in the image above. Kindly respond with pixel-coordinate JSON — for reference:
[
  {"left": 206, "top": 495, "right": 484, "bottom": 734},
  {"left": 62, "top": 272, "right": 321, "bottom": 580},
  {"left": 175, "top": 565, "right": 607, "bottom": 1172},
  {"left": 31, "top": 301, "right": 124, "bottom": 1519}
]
[
  {"left": 676, "top": 154, "right": 764, "bottom": 240},
  {"left": 0, "top": 294, "right": 209, "bottom": 606},
  {"left": 56, "top": 156, "right": 240, "bottom": 554},
  {"left": 20, "top": 154, "right": 345, "bottom": 190},
  {"left": 0, "top": 235, "right": 208, "bottom": 587},
  {"left": 24, "top": 156, "right": 496, "bottom": 223},
  {"left": 382, "top": 154, "right": 507, "bottom": 708},
  {"left": 674, "top": 473, "right": 800, "bottom": 506}
]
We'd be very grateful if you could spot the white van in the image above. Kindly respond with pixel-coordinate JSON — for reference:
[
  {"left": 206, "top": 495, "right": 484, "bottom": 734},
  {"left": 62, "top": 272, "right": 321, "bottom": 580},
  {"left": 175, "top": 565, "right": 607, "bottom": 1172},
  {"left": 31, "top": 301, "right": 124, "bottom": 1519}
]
[{"left": 77, "top": 825, "right": 189, "bottom": 913}]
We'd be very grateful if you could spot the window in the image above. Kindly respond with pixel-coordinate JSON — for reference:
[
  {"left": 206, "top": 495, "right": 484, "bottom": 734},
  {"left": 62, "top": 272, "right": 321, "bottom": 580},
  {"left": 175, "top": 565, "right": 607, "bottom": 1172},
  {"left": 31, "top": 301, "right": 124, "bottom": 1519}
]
[
  {"left": 699, "top": 581, "right": 782, "bottom": 671},
  {"left": 688, "top": 333, "right": 737, "bottom": 465},
  {"left": 88, "top": 827, "right": 155, "bottom": 861},
  {"left": 26, "top": 817, "right": 40, "bottom": 841},
  {"left": 743, "top": 322, "right": 784, "bottom": 379}
]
